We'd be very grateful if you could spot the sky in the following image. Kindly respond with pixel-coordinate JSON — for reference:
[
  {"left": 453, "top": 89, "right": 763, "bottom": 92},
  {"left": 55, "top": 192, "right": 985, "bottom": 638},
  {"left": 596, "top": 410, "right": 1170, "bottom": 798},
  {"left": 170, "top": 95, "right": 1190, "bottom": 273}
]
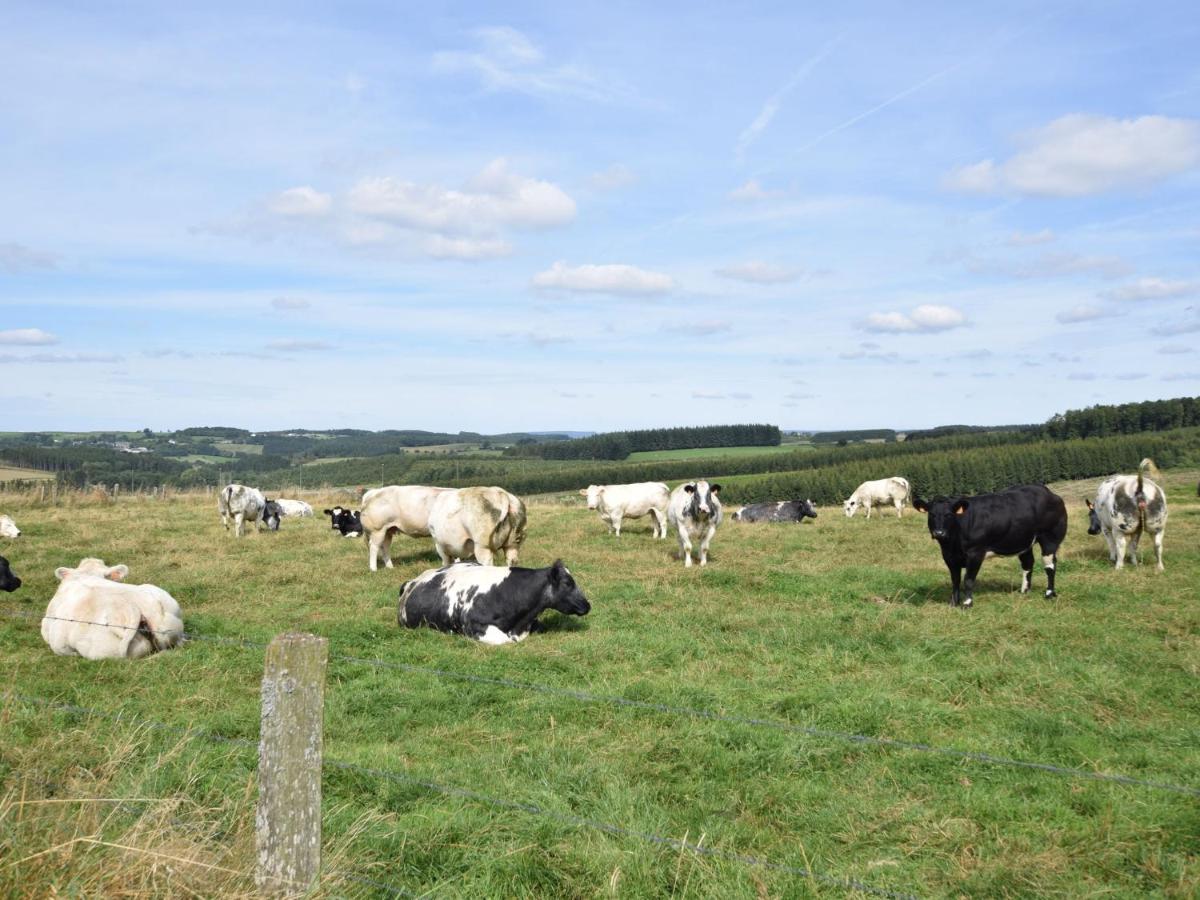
[{"left": 1, "top": 1, "right": 1198, "bottom": 433}]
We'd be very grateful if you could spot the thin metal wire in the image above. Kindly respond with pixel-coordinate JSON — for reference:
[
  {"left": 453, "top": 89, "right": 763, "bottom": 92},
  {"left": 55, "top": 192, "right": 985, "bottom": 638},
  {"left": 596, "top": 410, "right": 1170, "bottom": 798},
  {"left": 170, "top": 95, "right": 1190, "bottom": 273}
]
[
  {"left": 327, "top": 652, "right": 1200, "bottom": 798},
  {"left": 0, "top": 606, "right": 269, "bottom": 648},
  {"left": 326, "top": 758, "right": 919, "bottom": 900}
]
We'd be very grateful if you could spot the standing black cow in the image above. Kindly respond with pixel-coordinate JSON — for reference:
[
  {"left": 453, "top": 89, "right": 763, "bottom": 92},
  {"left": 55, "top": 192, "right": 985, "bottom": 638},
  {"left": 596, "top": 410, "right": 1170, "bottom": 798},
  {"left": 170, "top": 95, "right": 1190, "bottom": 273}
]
[
  {"left": 912, "top": 485, "right": 1068, "bottom": 607},
  {"left": 0, "top": 555, "right": 21, "bottom": 592},
  {"left": 261, "top": 500, "right": 283, "bottom": 531}
]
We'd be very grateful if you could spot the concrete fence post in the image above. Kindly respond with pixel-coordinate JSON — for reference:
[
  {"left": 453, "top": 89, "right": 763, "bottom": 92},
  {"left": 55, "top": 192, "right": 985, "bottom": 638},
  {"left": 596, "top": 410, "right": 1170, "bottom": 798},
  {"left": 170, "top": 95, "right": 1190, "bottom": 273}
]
[{"left": 256, "top": 632, "right": 328, "bottom": 895}]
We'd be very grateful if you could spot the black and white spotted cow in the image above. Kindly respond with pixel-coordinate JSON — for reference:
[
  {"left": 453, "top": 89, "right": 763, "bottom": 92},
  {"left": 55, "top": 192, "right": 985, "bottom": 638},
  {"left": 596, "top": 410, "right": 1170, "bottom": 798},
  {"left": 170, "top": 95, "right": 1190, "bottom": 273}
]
[
  {"left": 913, "top": 484, "right": 1068, "bottom": 607},
  {"left": 1086, "top": 458, "right": 1168, "bottom": 571},
  {"left": 261, "top": 500, "right": 284, "bottom": 532},
  {"left": 733, "top": 499, "right": 818, "bottom": 523},
  {"left": 667, "top": 481, "right": 722, "bottom": 567},
  {"left": 0, "top": 555, "right": 21, "bottom": 592},
  {"left": 218, "top": 483, "right": 266, "bottom": 537},
  {"left": 323, "top": 506, "right": 363, "bottom": 537},
  {"left": 398, "top": 560, "right": 590, "bottom": 645}
]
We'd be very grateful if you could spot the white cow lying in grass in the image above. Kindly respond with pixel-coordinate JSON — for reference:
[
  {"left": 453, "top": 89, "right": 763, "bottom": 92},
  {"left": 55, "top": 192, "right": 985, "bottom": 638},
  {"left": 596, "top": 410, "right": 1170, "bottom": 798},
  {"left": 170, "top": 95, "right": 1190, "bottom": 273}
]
[
  {"left": 0, "top": 515, "right": 19, "bottom": 538},
  {"left": 41, "top": 558, "right": 184, "bottom": 660}
]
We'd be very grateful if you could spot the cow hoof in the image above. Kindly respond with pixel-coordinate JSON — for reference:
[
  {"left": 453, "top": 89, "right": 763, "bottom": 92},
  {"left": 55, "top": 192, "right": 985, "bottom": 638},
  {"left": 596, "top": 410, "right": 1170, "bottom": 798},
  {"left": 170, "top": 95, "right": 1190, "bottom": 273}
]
[
  {"left": 961, "top": 597, "right": 973, "bottom": 608},
  {"left": 1045, "top": 590, "right": 1057, "bottom": 599}
]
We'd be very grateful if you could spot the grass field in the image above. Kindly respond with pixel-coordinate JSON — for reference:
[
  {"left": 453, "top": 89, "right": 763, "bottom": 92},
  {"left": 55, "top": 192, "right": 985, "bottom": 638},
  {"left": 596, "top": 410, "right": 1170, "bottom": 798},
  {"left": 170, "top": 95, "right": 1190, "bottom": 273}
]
[
  {"left": 1, "top": 472, "right": 1198, "bottom": 897},
  {"left": 0, "top": 466, "right": 55, "bottom": 482},
  {"left": 628, "top": 444, "right": 816, "bottom": 462}
]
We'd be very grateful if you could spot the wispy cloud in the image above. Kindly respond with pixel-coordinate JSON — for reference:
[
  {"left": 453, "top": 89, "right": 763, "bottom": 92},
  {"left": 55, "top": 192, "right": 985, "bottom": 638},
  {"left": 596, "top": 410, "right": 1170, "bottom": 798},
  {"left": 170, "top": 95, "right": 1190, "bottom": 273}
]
[
  {"left": 727, "top": 179, "right": 777, "bottom": 203},
  {"left": 1056, "top": 303, "right": 1118, "bottom": 324},
  {"left": 587, "top": 164, "right": 635, "bottom": 191},
  {"left": 0, "top": 352, "right": 122, "bottom": 364},
  {"left": 860, "top": 304, "right": 968, "bottom": 334},
  {"left": 735, "top": 35, "right": 841, "bottom": 158},
  {"left": 1101, "top": 277, "right": 1199, "bottom": 302},
  {"left": 673, "top": 320, "right": 732, "bottom": 337},
  {"left": 0, "top": 242, "right": 58, "bottom": 273},
  {"left": 715, "top": 260, "right": 802, "bottom": 284},
  {"left": 271, "top": 297, "right": 311, "bottom": 310},
  {"left": 532, "top": 261, "right": 674, "bottom": 295},
  {"left": 267, "top": 339, "right": 334, "bottom": 352}
]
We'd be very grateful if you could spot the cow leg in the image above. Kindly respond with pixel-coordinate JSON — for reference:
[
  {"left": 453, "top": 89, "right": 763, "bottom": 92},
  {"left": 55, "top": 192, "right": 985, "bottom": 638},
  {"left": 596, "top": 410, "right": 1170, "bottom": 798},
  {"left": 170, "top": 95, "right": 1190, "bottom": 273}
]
[
  {"left": 864, "top": 503, "right": 872, "bottom": 520},
  {"left": 234, "top": 512, "right": 245, "bottom": 538},
  {"left": 474, "top": 546, "right": 495, "bottom": 566},
  {"left": 380, "top": 529, "right": 395, "bottom": 569},
  {"left": 1113, "top": 532, "right": 1128, "bottom": 569},
  {"left": 434, "top": 542, "right": 452, "bottom": 567},
  {"left": 1127, "top": 531, "right": 1141, "bottom": 567},
  {"left": 1152, "top": 530, "right": 1164, "bottom": 572},
  {"left": 650, "top": 508, "right": 667, "bottom": 538},
  {"left": 1101, "top": 526, "right": 1118, "bottom": 563},
  {"left": 1017, "top": 548, "right": 1035, "bottom": 594},
  {"left": 611, "top": 514, "right": 622, "bottom": 537},
  {"left": 504, "top": 546, "right": 519, "bottom": 566},
  {"left": 698, "top": 524, "right": 715, "bottom": 566},
  {"left": 947, "top": 564, "right": 962, "bottom": 606},
  {"left": 961, "top": 553, "right": 986, "bottom": 608},
  {"left": 367, "top": 531, "right": 386, "bottom": 571},
  {"left": 678, "top": 528, "right": 694, "bottom": 567},
  {"left": 1042, "top": 553, "right": 1058, "bottom": 597},
  {"left": 895, "top": 499, "right": 903, "bottom": 518}
]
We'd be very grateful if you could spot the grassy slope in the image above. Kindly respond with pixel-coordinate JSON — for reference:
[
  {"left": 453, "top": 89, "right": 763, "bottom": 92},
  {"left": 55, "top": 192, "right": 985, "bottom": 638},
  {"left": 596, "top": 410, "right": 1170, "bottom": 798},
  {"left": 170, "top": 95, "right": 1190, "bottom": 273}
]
[
  {"left": 0, "top": 466, "right": 55, "bottom": 482},
  {"left": 628, "top": 445, "right": 816, "bottom": 462},
  {"left": 0, "top": 474, "right": 1197, "bottom": 897}
]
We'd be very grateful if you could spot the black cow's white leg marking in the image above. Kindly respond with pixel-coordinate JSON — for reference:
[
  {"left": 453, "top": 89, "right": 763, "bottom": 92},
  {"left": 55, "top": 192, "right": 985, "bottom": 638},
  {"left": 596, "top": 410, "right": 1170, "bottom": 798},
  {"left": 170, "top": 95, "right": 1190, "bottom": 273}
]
[{"left": 1043, "top": 553, "right": 1057, "bottom": 598}]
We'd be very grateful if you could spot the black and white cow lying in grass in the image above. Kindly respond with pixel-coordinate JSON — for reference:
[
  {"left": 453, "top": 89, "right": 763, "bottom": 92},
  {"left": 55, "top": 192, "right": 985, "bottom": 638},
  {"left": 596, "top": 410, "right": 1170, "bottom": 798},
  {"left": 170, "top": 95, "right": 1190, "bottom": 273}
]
[
  {"left": 733, "top": 499, "right": 818, "bottom": 523},
  {"left": 0, "top": 555, "right": 20, "bottom": 592},
  {"left": 398, "top": 560, "right": 590, "bottom": 645},
  {"left": 323, "top": 506, "right": 363, "bottom": 537}
]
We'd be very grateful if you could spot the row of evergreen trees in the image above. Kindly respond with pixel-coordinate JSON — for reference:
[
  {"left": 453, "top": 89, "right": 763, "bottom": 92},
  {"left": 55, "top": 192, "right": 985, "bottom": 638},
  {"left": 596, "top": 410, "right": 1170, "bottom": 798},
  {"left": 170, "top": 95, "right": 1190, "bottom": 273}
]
[
  {"left": 504, "top": 424, "right": 781, "bottom": 460},
  {"left": 1043, "top": 396, "right": 1199, "bottom": 440}
]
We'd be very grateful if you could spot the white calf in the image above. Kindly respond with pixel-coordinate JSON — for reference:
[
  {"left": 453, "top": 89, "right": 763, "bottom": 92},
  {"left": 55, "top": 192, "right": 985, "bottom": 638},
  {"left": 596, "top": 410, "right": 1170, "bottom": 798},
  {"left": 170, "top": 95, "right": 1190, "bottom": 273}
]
[
  {"left": 580, "top": 482, "right": 670, "bottom": 538},
  {"left": 844, "top": 477, "right": 910, "bottom": 519}
]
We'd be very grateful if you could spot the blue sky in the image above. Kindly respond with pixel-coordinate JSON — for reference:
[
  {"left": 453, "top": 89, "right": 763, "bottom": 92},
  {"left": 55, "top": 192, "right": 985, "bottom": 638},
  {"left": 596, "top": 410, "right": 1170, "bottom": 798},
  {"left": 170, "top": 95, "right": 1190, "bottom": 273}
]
[{"left": 1, "top": 1, "right": 1198, "bottom": 432}]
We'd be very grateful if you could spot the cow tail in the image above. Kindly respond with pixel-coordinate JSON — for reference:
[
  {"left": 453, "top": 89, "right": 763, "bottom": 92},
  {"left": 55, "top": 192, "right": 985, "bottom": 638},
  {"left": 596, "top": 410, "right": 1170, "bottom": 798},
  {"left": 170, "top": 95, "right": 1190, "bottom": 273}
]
[
  {"left": 137, "top": 616, "right": 163, "bottom": 654},
  {"left": 1136, "top": 458, "right": 1156, "bottom": 530}
]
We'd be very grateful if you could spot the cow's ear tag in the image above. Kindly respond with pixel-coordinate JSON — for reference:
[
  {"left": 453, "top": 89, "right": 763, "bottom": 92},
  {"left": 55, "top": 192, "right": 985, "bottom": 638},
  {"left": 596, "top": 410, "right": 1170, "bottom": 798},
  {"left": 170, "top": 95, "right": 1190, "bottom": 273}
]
[{"left": 955, "top": 507, "right": 966, "bottom": 516}]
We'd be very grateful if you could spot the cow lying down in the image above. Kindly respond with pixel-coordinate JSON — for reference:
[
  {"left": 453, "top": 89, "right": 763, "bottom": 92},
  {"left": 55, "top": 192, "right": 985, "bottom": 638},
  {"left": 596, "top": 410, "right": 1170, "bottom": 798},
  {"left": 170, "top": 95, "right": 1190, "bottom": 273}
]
[
  {"left": 41, "top": 558, "right": 184, "bottom": 660},
  {"left": 0, "top": 555, "right": 20, "bottom": 592},
  {"left": 733, "top": 499, "right": 818, "bottom": 522},
  {"left": 399, "top": 560, "right": 589, "bottom": 645}
]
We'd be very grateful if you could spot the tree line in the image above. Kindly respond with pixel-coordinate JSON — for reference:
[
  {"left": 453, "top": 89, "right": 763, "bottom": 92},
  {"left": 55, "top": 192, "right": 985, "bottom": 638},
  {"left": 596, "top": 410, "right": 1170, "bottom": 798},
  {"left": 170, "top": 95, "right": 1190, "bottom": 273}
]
[{"left": 504, "top": 424, "right": 781, "bottom": 460}]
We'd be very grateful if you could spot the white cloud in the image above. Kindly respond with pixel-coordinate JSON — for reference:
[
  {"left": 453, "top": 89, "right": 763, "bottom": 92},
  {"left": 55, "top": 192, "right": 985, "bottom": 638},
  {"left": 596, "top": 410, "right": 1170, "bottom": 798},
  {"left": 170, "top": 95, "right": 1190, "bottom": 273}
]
[
  {"left": 423, "top": 235, "right": 513, "bottom": 260},
  {"left": 0, "top": 328, "right": 58, "bottom": 345},
  {"left": 715, "top": 260, "right": 801, "bottom": 284},
  {"left": 0, "top": 242, "right": 58, "bottom": 273},
  {"left": 267, "top": 339, "right": 334, "bottom": 352},
  {"left": 532, "top": 261, "right": 674, "bottom": 295},
  {"left": 0, "top": 352, "right": 122, "bottom": 364},
  {"left": 587, "top": 164, "right": 635, "bottom": 191},
  {"left": 1101, "top": 277, "right": 1199, "bottom": 302},
  {"left": 432, "top": 26, "right": 626, "bottom": 103},
  {"left": 1055, "top": 303, "right": 1117, "bottom": 324},
  {"left": 692, "top": 390, "right": 751, "bottom": 400},
  {"left": 966, "top": 251, "right": 1129, "bottom": 280},
  {"left": 1162, "top": 371, "right": 1200, "bottom": 382},
  {"left": 267, "top": 186, "right": 333, "bottom": 217},
  {"left": 736, "top": 39, "right": 838, "bottom": 158},
  {"left": 1067, "top": 372, "right": 1096, "bottom": 381},
  {"left": 860, "top": 304, "right": 968, "bottom": 334},
  {"left": 946, "top": 114, "right": 1200, "bottom": 197},
  {"left": 1151, "top": 312, "right": 1200, "bottom": 336},
  {"left": 1006, "top": 229, "right": 1055, "bottom": 246},
  {"left": 347, "top": 159, "right": 575, "bottom": 232},
  {"left": 270, "top": 297, "right": 311, "bottom": 310},
  {"left": 728, "top": 179, "right": 776, "bottom": 202}
]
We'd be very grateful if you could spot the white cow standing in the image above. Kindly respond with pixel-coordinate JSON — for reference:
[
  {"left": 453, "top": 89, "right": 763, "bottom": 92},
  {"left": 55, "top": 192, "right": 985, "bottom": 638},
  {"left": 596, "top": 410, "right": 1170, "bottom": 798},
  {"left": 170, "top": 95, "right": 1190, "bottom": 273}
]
[
  {"left": 579, "top": 482, "right": 670, "bottom": 538},
  {"left": 0, "top": 515, "right": 19, "bottom": 538},
  {"left": 41, "top": 558, "right": 184, "bottom": 660},
  {"left": 1087, "top": 458, "right": 1168, "bottom": 571},
  {"left": 667, "top": 481, "right": 722, "bottom": 567},
  {"left": 843, "top": 477, "right": 911, "bottom": 519},
  {"left": 427, "top": 486, "right": 527, "bottom": 566},
  {"left": 359, "top": 485, "right": 454, "bottom": 571},
  {"left": 218, "top": 484, "right": 267, "bottom": 537}
]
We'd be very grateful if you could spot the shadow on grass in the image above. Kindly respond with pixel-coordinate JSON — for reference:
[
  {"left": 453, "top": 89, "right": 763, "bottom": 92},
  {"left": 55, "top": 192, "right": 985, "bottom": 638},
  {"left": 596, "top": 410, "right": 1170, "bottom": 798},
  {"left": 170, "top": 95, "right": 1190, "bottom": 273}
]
[{"left": 536, "top": 613, "right": 590, "bottom": 634}]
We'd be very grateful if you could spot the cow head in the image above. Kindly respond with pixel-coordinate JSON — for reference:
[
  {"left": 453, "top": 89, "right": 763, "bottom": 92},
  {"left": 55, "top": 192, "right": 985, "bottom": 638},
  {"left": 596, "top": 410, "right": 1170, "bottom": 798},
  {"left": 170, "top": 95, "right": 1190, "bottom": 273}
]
[
  {"left": 0, "top": 515, "right": 19, "bottom": 538},
  {"left": 0, "top": 555, "right": 20, "bottom": 592},
  {"left": 262, "top": 500, "right": 282, "bottom": 531},
  {"left": 799, "top": 499, "right": 818, "bottom": 519},
  {"left": 580, "top": 485, "right": 604, "bottom": 509},
  {"left": 546, "top": 560, "right": 591, "bottom": 617},
  {"left": 323, "top": 507, "right": 362, "bottom": 536},
  {"left": 684, "top": 482, "right": 720, "bottom": 519},
  {"left": 1085, "top": 499, "right": 1102, "bottom": 535},
  {"left": 912, "top": 496, "right": 966, "bottom": 542},
  {"left": 55, "top": 558, "right": 129, "bottom": 582},
  {"left": 843, "top": 497, "right": 859, "bottom": 517},
  {"left": 323, "top": 507, "right": 345, "bottom": 531}
]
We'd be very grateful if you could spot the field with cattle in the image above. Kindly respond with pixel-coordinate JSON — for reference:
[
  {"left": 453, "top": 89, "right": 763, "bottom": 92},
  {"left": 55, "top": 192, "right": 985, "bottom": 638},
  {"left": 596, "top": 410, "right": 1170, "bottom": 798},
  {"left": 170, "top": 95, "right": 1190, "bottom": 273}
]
[{"left": 1, "top": 468, "right": 1198, "bottom": 898}]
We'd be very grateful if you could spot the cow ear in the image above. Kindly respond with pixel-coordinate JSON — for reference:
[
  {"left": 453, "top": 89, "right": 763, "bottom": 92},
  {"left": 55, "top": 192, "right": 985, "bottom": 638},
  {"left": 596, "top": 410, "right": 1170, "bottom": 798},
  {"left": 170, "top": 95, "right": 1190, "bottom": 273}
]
[
  {"left": 578, "top": 489, "right": 588, "bottom": 496},
  {"left": 550, "top": 559, "right": 567, "bottom": 582},
  {"left": 106, "top": 565, "right": 129, "bottom": 582},
  {"left": 1085, "top": 499, "right": 1094, "bottom": 510},
  {"left": 954, "top": 500, "right": 969, "bottom": 516},
  {"left": 683, "top": 484, "right": 696, "bottom": 494},
  {"left": 911, "top": 497, "right": 926, "bottom": 512},
  {"left": 711, "top": 484, "right": 721, "bottom": 493},
  {"left": 54, "top": 566, "right": 73, "bottom": 581}
]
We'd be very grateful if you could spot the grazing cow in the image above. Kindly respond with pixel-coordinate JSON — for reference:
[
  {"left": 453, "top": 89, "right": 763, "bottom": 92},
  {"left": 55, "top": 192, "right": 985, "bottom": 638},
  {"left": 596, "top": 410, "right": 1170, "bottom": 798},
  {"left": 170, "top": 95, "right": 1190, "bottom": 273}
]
[
  {"left": 323, "top": 506, "right": 363, "bottom": 537},
  {"left": 733, "top": 499, "right": 818, "bottom": 523},
  {"left": 667, "top": 481, "right": 722, "bottom": 567},
  {"left": 579, "top": 482, "right": 670, "bottom": 538},
  {"left": 261, "top": 500, "right": 284, "bottom": 531},
  {"left": 399, "top": 560, "right": 589, "bottom": 645},
  {"left": 274, "top": 499, "right": 314, "bottom": 518},
  {"left": 427, "top": 486, "right": 527, "bottom": 567},
  {"left": 844, "top": 477, "right": 911, "bottom": 519},
  {"left": 913, "top": 485, "right": 1068, "bottom": 607},
  {"left": 41, "top": 558, "right": 184, "bottom": 660},
  {"left": 1086, "top": 458, "right": 1168, "bottom": 571},
  {"left": 359, "top": 485, "right": 454, "bottom": 571},
  {"left": 0, "top": 555, "right": 21, "bottom": 592},
  {"left": 0, "top": 515, "right": 19, "bottom": 538},
  {"left": 218, "top": 483, "right": 266, "bottom": 537}
]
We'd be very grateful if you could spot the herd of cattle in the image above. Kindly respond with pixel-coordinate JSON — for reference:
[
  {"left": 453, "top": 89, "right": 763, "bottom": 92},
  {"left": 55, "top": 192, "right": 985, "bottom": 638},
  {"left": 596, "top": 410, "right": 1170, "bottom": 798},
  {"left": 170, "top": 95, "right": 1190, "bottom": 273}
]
[{"left": 0, "top": 459, "right": 1176, "bottom": 656}]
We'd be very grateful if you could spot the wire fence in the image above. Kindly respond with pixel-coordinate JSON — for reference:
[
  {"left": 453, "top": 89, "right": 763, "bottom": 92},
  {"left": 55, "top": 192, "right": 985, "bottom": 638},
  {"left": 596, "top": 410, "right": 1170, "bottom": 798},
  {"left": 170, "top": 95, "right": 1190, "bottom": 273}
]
[{"left": 4, "top": 603, "right": 1199, "bottom": 898}]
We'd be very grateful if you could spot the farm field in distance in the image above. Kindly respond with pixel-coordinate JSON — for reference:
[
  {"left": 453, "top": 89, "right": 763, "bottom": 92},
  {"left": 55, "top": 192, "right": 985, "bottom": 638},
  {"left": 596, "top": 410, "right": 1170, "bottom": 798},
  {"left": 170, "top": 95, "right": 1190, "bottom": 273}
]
[
  {"left": 0, "top": 466, "right": 54, "bottom": 482},
  {"left": 1, "top": 470, "right": 1197, "bottom": 897},
  {"left": 627, "top": 443, "right": 815, "bottom": 462}
]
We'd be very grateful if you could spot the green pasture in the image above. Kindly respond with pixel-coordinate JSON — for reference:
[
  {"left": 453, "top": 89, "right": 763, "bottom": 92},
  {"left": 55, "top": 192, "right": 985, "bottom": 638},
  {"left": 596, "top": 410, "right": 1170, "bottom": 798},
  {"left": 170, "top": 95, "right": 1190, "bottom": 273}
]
[{"left": 0, "top": 472, "right": 1197, "bottom": 897}]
